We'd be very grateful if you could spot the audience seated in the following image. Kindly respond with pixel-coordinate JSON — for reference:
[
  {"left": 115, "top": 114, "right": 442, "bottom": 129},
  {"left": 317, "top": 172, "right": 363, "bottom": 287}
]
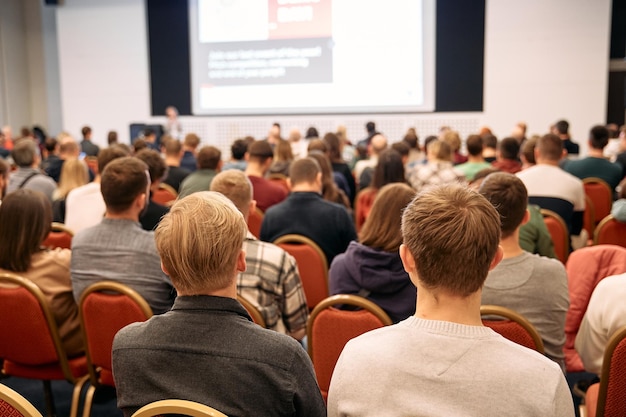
[
  {"left": 479, "top": 172, "right": 569, "bottom": 369},
  {"left": 0, "top": 158, "right": 9, "bottom": 200},
  {"left": 329, "top": 183, "right": 417, "bottom": 323},
  {"left": 71, "top": 157, "right": 175, "bottom": 314},
  {"left": 441, "top": 130, "right": 467, "bottom": 165},
  {"left": 178, "top": 146, "right": 222, "bottom": 199},
  {"left": 455, "top": 134, "right": 492, "bottom": 180},
  {"left": 52, "top": 158, "right": 89, "bottom": 223},
  {"left": 80, "top": 125, "right": 100, "bottom": 157},
  {"left": 307, "top": 151, "right": 351, "bottom": 209},
  {"left": 268, "top": 139, "right": 294, "bottom": 177},
  {"left": 7, "top": 139, "right": 56, "bottom": 201},
  {"left": 406, "top": 139, "right": 466, "bottom": 191},
  {"left": 611, "top": 178, "right": 626, "bottom": 222},
  {"left": 403, "top": 128, "right": 425, "bottom": 167},
  {"left": 210, "top": 170, "right": 308, "bottom": 340},
  {"left": 517, "top": 133, "right": 585, "bottom": 238},
  {"left": 180, "top": 133, "right": 200, "bottom": 172},
  {"left": 491, "top": 137, "right": 522, "bottom": 173},
  {"left": 261, "top": 157, "right": 356, "bottom": 264},
  {"left": 161, "top": 137, "right": 190, "bottom": 192},
  {"left": 562, "top": 125, "right": 622, "bottom": 192},
  {"left": 0, "top": 189, "right": 83, "bottom": 357},
  {"left": 324, "top": 132, "right": 356, "bottom": 202},
  {"left": 134, "top": 149, "right": 170, "bottom": 231},
  {"left": 575, "top": 273, "right": 626, "bottom": 376},
  {"left": 327, "top": 184, "right": 573, "bottom": 416},
  {"left": 222, "top": 137, "right": 249, "bottom": 171},
  {"left": 288, "top": 127, "right": 308, "bottom": 160},
  {"left": 553, "top": 119, "right": 580, "bottom": 156},
  {"left": 353, "top": 134, "right": 387, "bottom": 187},
  {"left": 482, "top": 133, "right": 498, "bottom": 163},
  {"left": 244, "top": 140, "right": 288, "bottom": 212},
  {"left": 112, "top": 192, "right": 326, "bottom": 417},
  {"left": 41, "top": 137, "right": 61, "bottom": 180},
  {"left": 520, "top": 135, "right": 538, "bottom": 169},
  {"left": 64, "top": 145, "right": 129, "bottom": 233}
]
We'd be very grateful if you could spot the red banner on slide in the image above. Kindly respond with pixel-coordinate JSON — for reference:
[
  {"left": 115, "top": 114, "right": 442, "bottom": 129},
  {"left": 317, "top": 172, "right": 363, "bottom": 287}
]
[{"left": 268, "top": 0, "right": 332, "bottom": 40}]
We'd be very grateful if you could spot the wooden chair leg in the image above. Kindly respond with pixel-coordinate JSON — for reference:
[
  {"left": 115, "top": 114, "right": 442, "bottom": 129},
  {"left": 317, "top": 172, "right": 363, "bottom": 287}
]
[
  {"left": 71, "top": 374, "right": 90, "bottom": 417},
  {"left": 42, "top": 380, "right": 56, "bottom": 417}
]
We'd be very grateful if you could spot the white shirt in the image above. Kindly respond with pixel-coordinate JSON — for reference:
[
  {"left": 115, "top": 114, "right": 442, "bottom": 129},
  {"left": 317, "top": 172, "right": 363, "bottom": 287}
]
[
  {"left": 64, "top": 182, "right": 105, "bottom": 234},
  {"left": 517, "top": 164, "right": 585, "bottom": 211}
]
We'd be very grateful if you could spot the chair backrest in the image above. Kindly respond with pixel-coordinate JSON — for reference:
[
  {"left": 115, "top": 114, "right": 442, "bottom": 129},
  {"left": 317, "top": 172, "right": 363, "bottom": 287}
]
[
  {"left": 594, "top": 215, "right": 626, "bottom": 247},
  {"left": 0, "top": 383, "right": 43, "bottom": 417},
  {"left": 273, "top": 234, "right": 329, "bottom": 311},
  {"left": 541, "top": 209, "right": 569, "bottom": 263},
  {"left": 583, "top": 177, "right": 613, "bottom": 225},
  {"left": 247, "top": 207, "right": 264, "bottom": 239},
  {"left": 306, "top": 294, "right": 393, "bottom": 400},
  {"left": 131, "top": 399, "right": 228, "bottom": 417},
  {"left": 84, "top": 156, "right": 99, "bottom": 176},
  {"left": 267, "top": 173, "right": 290, "bottom": 193},
  {"left": 593, "top": 325, "right": 626, "bottom": 417},
  {"left": 480, "top": 305, "right": 545, "bottom": 354},
  {"left": 79, "top": 281, "right": 153, "bottom": 387},
  {"left": 152, "top": 183, "right": 178, "bottom": 207},
  {"left": 354, "top": 187, "right": 377, "bottom": 232},
  {"left": 42, "top": 222, "right": 74, "bottom": 250},
  {"left": 236, "top": 295, "right": 267, "bottom": 328},
  {"left": 0, "top": 272, "right": 77, "bottom": 382},
  {"left": 584, "top": 194, "right": 596, "bottom": 238}
]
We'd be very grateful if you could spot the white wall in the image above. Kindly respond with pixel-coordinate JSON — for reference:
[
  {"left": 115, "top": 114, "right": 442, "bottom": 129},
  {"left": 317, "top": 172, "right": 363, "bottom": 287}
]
[{"left": 4, "top": 0, "right": 614, "bottom": 158}]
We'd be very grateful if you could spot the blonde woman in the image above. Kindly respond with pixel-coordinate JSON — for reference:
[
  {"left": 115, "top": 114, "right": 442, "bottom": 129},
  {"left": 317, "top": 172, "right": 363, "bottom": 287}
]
[{"left": 53, "top": 158, "right": 89, "bottom": 223}]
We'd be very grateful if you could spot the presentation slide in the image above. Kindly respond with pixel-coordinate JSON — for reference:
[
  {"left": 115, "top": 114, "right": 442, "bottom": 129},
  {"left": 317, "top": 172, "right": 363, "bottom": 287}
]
[{"left": 189, "top": 0, "right": 435, "bottom": 115}]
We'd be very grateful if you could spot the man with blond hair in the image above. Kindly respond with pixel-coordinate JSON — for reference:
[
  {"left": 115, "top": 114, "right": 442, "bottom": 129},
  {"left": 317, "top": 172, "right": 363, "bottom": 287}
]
[
  {"left": 112, "top": 192, "right": 325, "bottom": 417},
  {"left": 210, "top": 170, "right": 308, "bottom": 340},
  {"left": 327, "top": 184, "right": 573, "bottom": 416}
]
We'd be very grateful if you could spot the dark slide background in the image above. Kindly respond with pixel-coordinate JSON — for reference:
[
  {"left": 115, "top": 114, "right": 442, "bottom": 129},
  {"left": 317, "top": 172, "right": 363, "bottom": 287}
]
[{"left": 146, "top": 0, "right": 485, "bottom": 116}]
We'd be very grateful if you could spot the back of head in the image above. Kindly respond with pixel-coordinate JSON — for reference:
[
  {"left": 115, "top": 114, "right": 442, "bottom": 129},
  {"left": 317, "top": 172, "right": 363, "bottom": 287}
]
[
  {"left": 521, "top": 136, "right": 538, "bottom": 165},
  {"left": 0, "top": 189, "right": 52, "bottom": 272},
  {"left": 196, "top": 146, "right": 222, "bottom": 170},
  {"left": 183, "top": 133, "right": 201, "bottom": 149},
  {"left": 403, "top": 132, "right": 419, "bottom": 149},
  {"left": 478, "top": 172, "right": 528, "bottom": 238},
  {"left": 465, "top": 135, "right": 484, "bottom": 156},
  {"left": 247, "top": 140, "right": 274, "bottom": 164},
  {"left": 537, "top": 133, "right": 563, "bottom": 161},
  {"left": 97, "top": 144, "right": 130, "bottom": 174},
  {"left": 135, "top": 149, "right": 167, "bottom": 182},
  {"left": 210, "top": 169, "right": 253, "bottom": 215},
  {"left": 401, "top": 184, "right": 500, "bottom": 296},
  {"left": 44, "top": 137, "right": 58, "bottom": 153},
  {"left": 360, "top": 183, "right": 415, "bottom": 252},
  {"left": 57, "top": 159, "right": 89, "bottom": 198},
  {"left": 59, "top": 136, "right": 79, "bottom": 156},
  {"left": 164, "top": 138, "right": 183, "bottom": 156},
  {"left": 442, "top": 131, "right": 461, "bottom": 152},
  {"left": 107, "top": 130, "right": 118, "bottom": 145},
  {"left": 391, "top": 141, "right": 410, "bottom": 158},
  {"left": 289, "top": 157, "right": 321, "bottom": 186},
  {"left": 101, "top": 157, "right": 149, "bottom": 214},
  {"left": 589, "top": 125, "right": 609, "bottom": 150},
  {"left": 230, "top": 138, "right": 248, "bottom": 160},
  {"left": 483, "top": 134, "right": 498, "bottom": 150},
  {"left": 155, "top": 191, "right": 247, "bottom": 294},
  {"left": 274, "top": 139, "right": 294, "bottom": 162},
  {"left": 307, "top": 139, "right": 327, "bottom": 154},
  {"left": 366, "top": 121, "right": 376, "bottom": 134},
  {"left": 498, "top": 137, "right": 521, "bottom": 160},
  {"left": 305, "top": 126, "right": 319, "bottom": 139},
  {"left": 427, "top": 139, "right": 452, "bottom": 162},
  {"left": 555, "top": 120, "right": 569, "bottom": 135},
  {"left": 372, "top": 149, "right": 405, "bottom": 189},
  {"left": 323, "top": 132, "right": 342, "bottom": 161},
  {"left": 370, "top": 134, "right": 388, "bottom": 154},
  {"left": 81, "top": 126, "right": 92, "bottom": 137},
  {"left": 11, "top": 139, "right": 37, "bottom": 167}
]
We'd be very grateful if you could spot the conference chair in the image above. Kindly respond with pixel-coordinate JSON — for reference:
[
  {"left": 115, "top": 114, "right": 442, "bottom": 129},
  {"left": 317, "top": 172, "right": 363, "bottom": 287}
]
[
  {"left": 353, "top": 187, "right": 377, "bottom": 232},
  {"left": 593, "top": 215, "right": 626, "bottom": 247},
  {"left": 236, "top": 295, "right": 267, "bottom": 328},
  {"left": 581, "top": 325, "right": 626, "bottom": 417},
  {"left": 0, "top": 272, "right": 87, "bottom": 417},
  {"left": 0, "top": 383, "right": 43, "bottom": 417},
  {"left": 273, "top": 234, "right": 329, "bottom": 311},
  {"left": 75, "top": 281, "right": 153, "bottom": 417},
  {"left": 42, "top": 222, "right": 74, "bottom": 250},
  {"left": 564, "top": 245, "right": 626, "bottom": 372},
  {"left": 583, "top": 177, "right": 613, "bottom": 226},
  {"left": 583, "top": 195, "right": 596, "bottom": 239},
  {"left": 306, "top": 294, "right": 393, "bottom": 401},
  {"left": 131, "top": 399, "right": 228, "bottom": 417},
  {"left": 152, "top": 183, "right": 178, "bottom": 207},
  {"left": 267, "top": 173, "right": 290, "bottom": 194},
  {"left": 84, "top": 156, "right": 98, "bottom": 176},
  {"left": 480, "top": 305, "right": 545, "bottom": 354},
  {"left": 247, "top": 207, "right": 264, "bottom": 239},
  {"left": 541, "top": 209, "right": 570, "bottom": 263}
]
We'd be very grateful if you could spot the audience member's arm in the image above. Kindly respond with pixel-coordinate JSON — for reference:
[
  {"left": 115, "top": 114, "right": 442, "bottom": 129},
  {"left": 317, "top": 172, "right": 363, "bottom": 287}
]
[
  {"left": 571, "top": 210, "right": 584, "bottom": 236},
  {"left": 611, "top": 199, "right": 626, "bottom": 222},
  {"left": 280, "top": 253, "right": 308, "bottom": 340},
  {"left": 290, "top": 346, "right": 327, "bottom": 416}
]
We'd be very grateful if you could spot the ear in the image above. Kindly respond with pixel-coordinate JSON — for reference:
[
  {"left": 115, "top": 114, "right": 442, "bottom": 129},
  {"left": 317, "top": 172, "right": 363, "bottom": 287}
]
[
  {"left": 249, "top": 199, "right": 257, "bottom": 214},
  {"left": 244, "top": 152, "right": 250, "bottom": 162},
  {"left": 286, "top": 177, "right": 292, "bottom": 189},
  {"left": 217, "top": 160, "right": 223, "bottom": 171},
  {"left": 489, "top": 245, "right": 504, "bottom": 272},
  {"left": 561, "top": 148, "right": 568, "bottom": 158},
  {"left": 236, "top": 249, "right": 246, "bottom": 273},
  {"left": 137, "top": 192, "right": 147, "bottom": 208},
  {"left": 399, "top": 244, "right": 416, "bottom": 274},
  {"left": 160, "top": 261, "right": 170, "bottom": 276},
  {"left": 520, "top": 208, "right": 530, "bottom": 226}
]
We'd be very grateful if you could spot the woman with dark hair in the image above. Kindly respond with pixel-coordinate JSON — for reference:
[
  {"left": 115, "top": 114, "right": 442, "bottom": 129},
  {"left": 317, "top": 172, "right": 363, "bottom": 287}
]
[
  {"left": 324, "top": 132, "right": 356, "bottom": 203},
  {"left": 355, "top": 149, "right": 406, "bottom": 230},
  {"left": 0, "top": 189, "right": 83, "bottom": 356},
  {"left": 329, "top": 183, "right": 417, "bottom": 322},
  {"left": 307, "top": 150, "right": 351, "bottom": 209}
]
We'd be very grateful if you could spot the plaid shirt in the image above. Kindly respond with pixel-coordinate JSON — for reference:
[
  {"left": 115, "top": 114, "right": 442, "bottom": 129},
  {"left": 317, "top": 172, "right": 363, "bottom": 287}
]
[
  {"left": 406, "top": 161, "right": 466, "bottom": 191},
  {"left": 238, "top": 232, "right": 309, "bottom": 337}
]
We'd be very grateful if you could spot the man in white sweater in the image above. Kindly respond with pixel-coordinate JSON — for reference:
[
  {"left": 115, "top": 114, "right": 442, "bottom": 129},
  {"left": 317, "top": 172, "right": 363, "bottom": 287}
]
[{"left": 327, "top": 184, "right": 574, "bottom": 417}]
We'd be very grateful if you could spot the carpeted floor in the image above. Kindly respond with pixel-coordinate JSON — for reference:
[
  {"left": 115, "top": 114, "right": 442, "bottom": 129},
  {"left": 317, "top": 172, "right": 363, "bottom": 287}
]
[{"left": 1, "top": 375, "right": 122, "bottom": 417}]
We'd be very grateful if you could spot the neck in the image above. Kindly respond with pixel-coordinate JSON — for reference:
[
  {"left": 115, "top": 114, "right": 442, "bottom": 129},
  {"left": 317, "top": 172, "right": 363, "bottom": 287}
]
[
  {"left": 500, "top": 234, "right": 524, "bottom": 259},
  {"left": 245, "top": 162, "right": 266, "bottom": 177},
  {"left": 176, "top": 281, "right": 237, "bottom": 298},
  {"left": 588, "top": 148, "right": 604, "bottom": 158},
  {"left": 415, "top": 283, "right": 483, "bottom": 326},
  {"left": 104, "top": 210, "right": 139, "bottom": 221},
  {"left": 537, "top": 159, "right": 560, "bottom": 167},
  {"left": 467, "top": 155, "right": 484, "bottom": 163},
  {"left": 291, "top": 183, "right": 320, "bottom": 193},
  {"left": 165, "top": 156, "right": 181, "bottom": 166}
]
